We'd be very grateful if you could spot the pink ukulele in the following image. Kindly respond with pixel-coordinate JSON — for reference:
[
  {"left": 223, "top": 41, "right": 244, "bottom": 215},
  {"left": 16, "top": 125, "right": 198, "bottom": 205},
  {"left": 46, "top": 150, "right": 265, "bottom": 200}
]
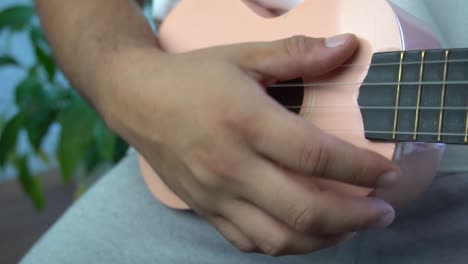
[{"left": 138, "top": 0, "right": 467, "bottom": 210}]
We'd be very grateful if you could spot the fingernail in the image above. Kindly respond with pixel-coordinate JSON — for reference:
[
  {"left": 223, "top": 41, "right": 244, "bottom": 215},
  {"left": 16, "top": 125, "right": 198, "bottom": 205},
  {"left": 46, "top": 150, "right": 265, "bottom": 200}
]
[
  {"left": 371, "top": 209, "right": 395, "bottom": 229},
  {"left": 377, "top": 171, "right": 399, "bottom": 188},
  {"left": 325, "top": 34, "right": 350, "bottom": 47}
]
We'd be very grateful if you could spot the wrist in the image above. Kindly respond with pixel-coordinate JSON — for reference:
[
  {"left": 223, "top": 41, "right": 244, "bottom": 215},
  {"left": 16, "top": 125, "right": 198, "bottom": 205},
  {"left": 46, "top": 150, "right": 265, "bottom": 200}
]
[{"left": 94, "top": 45, "right": 172, "bottom": 142}]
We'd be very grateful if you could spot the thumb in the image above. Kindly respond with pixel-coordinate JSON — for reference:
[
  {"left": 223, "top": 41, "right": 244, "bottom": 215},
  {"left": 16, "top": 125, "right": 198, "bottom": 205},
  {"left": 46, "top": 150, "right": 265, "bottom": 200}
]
[{"left": 237, "top": 34, "right": 358, "bottom": 81}]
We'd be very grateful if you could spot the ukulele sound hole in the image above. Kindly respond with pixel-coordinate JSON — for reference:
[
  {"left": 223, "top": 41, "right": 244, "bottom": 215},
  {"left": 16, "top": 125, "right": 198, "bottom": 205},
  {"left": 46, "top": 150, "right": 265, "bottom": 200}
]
[{"left": 266, "top": 78, "right": 304, "bottom": 114}]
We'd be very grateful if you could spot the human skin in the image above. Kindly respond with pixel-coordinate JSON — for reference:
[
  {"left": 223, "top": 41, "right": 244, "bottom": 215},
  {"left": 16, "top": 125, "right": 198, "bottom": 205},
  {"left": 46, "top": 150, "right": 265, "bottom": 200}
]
[{"left": 35, "top": 0, "right": 401, "bottom": 256}]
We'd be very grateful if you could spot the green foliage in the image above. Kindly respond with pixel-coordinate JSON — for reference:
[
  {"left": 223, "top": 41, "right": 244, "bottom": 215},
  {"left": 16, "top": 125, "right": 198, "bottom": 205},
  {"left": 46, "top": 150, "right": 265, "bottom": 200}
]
[
  {"left": 16, "top": 155, "right": 44, "bottom": 210},
  {"left": 0, "top": 5, "right": 35, "bottom": 32},
  {"left": 57, "top": 95, "right": 97, "bottom": 181},
  {"left": 0, "top": 4, "right": 128, "bottom": 210},
  {"left": 0, "top": 55, "right": 19, "bottom": 66},
  {"left": 0, "top": 113, "right": 23, "bottom": 166}
]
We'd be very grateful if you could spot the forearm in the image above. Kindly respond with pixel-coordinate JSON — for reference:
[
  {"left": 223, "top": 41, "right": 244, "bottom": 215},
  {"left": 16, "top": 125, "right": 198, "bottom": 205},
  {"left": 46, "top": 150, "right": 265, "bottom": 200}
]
[{"left": 34, "top": 0, "right": 164, "bottom": 114}]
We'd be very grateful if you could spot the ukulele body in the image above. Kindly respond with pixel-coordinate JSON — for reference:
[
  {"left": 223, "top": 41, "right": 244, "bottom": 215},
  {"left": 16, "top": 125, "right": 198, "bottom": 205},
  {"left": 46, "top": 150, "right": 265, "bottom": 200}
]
[{"left": 138, "top": 0, "right": 445, "bottom": 209}]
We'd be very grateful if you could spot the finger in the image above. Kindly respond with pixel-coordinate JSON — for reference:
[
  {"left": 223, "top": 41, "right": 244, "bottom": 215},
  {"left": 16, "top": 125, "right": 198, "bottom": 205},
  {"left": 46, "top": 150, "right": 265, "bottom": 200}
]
[
  {"left": 232, "top": 34, "right": 358, "bottom": 81},
  {"left": 220, "top": 199, "right": 346, "bottom": 256},
  {"left": 238, "top": 157, "right": 395, "bottom": 235},
  {"left": 207, "top": 215, "right": 258, "bottom": 253},
  {"left": 245, "top": 103, "right": 400, "bottom": 189},
  {"left": 223, "top": 33, "right": 399, "bottom": 187}
]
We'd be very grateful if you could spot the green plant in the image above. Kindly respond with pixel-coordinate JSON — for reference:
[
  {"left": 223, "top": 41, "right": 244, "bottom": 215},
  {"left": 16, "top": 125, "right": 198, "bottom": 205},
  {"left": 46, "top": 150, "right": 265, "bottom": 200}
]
[{"left": 0, "top": 4, "right": 128, "bottom": 210}]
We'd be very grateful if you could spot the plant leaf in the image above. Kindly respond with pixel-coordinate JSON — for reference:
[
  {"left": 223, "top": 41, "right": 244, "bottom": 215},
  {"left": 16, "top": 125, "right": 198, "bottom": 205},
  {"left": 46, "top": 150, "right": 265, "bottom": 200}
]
[
  {"left": 0, "top": 5, "right": 35, "bottom": 32},
  {"left": 15, "top": 75, "right": 44, "bottom": 110},
  {"left": 29, "top": 25, "right": 46, "bottom": 44},
  {"left": 93, "top": 120, "right": 116, "bottom": 161},
  {"left": 83, "top": 147, "right": 100, "bottom": 174},
  {"left": 113, "top": 137, "right": 129, "bottom": 163},
  {"left": 57, "top": 96, "right": 96, "bottom": 181},
  {"left": 24, "top": 108, "right": 55, "bottom": 152},
  {"left": 34, "top": 43, "right": 56, "bottom": 82},
  {"left": 36, "top": 149, "right": 50, "bottom": 164},
  {"left": 14, "top": 75, "right": 55, "bottom": 151},
  {"left": 0, "top": 55, "right": 19, "bottom": 67},
  {"left": 15, "top": 155, "right": 45, "bottom": 210},
  {"left": 30, "top": 26, "right": 55, "bottom": 81},
  {"left": 0, "top": 113, "right": 23, "bottom": 166}
]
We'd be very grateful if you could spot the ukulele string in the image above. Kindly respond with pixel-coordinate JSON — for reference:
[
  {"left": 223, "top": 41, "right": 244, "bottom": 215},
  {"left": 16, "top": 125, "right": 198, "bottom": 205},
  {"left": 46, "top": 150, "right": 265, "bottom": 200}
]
[
  {"left": 267, "top": 58, "right": 468, "bottom": 88},
  {"left": 283, "top": 106, "right": 468, "bottom": 110},
  {"left": 320, "top": 130, "right": 466, "bottom": 136},
  {"left": 268, "top": 80, "right": 468, "bottom": 88},
  {"left": 267, "top": 82, "right": 468, "bottom": 110},
  {"left": 340, "top": 58, "right": 468, "bottom": 68},
  {"left": 280, "top": 106, "right": 467, "bottom": 136},
  {"left": 283, "top": 107, "right": 468, "bottom": 136},
  {"left": 266, "top": 57, "right": 468, "bottom": 137}
]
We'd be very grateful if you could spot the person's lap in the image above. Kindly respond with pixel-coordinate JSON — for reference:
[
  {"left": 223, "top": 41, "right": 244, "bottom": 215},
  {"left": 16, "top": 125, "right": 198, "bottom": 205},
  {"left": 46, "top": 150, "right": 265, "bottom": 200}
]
[
  {"left": 19, "top": 153, "right": 350, "bottom": 263},
  {"left": 20, "top": 152, "right": 468, "bottom": 264}
]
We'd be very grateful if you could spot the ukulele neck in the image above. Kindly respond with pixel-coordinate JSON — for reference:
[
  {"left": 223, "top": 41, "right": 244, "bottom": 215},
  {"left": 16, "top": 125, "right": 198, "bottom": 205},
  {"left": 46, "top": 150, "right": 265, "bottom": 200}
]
[{"left": 358, "top": 48, "right": 468, "bottom": 145}]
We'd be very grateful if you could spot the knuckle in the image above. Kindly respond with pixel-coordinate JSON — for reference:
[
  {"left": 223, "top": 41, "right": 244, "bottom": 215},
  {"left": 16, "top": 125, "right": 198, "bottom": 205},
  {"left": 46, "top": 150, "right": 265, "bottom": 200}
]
[
  {"left": 219, "top": 108, "right": 262, "bottom": 143},
  {"left": 289, "top": 204, "right": 320, "bottom": 233},
  {"left": 298, "top": 146, "right": 315, "bottom": 171},
  {"left": 203, "top": 164, "right": 233, "bottom": 189},
  {"left": 260, "top": 235, "right": 292, "bottom": 256},
  {"left": 263, "top": 245, "right": 285, "bottom": 257},
  {"left": 210, "top": 217, "right": 258, "bottom": 253},
  {"left": 350, "top": 161, "right": 368, "bottom": 186},
  {"left": 236, "top": 242, "right": 257, "bottom": 253},
  {"left": 188, "top": 150, "right": 229, "bottom": 189},
  {"left": 284, "top": 35, "right": 316, "bottom": 59},
  {"left": 341, "top": 147, "right": 370, "bottom": 185},
  {"left": 299, "top": 143, "right": 328, "bottom": 175},
  {"left": 189, "top": 185, "right": 217, "bottom": 209},
  {"left": 192, "top": 149, "right": 248, "bottom": 189}
]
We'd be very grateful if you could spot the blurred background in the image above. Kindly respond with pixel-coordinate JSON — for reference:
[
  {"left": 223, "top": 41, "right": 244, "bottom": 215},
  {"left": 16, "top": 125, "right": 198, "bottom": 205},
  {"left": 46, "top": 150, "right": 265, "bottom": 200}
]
[
  {"left": 0, "top": 1, "right": 154, "bottom": 263},
  {"left": 0, "top": 0, "right": 467, "bottom": 263}
]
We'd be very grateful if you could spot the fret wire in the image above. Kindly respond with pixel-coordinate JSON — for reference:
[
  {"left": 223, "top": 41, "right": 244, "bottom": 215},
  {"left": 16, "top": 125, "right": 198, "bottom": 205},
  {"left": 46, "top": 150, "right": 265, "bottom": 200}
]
[
  {"left": 465, "top": 111, "right": 468, "bottom": 143},
  {"left": 392, "top": 52, "right": 405, "bottom": 140},
  {"left": 438, "top": 50, "right": 450, "bottom": 142},
  {"left": 414, "top": 51, "right": 426, "bottom": 141}
]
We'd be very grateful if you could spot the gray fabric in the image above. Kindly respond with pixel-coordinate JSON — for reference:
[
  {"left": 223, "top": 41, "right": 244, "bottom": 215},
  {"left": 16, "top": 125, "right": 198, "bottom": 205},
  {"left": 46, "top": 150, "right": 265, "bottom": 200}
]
[
  {"left": 21, "top": 1, "right": 468, "bottom": 263},
  {"left": 20, "top": 153, "right": 358, "bottom": 264},
  {"left": 20, "top": 153, "right": 468, "bottom": 263}
]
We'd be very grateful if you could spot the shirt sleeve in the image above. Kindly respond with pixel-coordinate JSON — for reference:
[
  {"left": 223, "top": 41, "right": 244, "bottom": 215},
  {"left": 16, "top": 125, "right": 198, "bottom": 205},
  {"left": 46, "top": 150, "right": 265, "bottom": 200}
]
[
  {"left": 152, "top": 0, "right": 303, "bottom": 22},
  {"left": 152, "top": 0, "right": 181, "bottom": 22},
  {"left": 252, "top": 0, "right": 303, "bottom": 11}
]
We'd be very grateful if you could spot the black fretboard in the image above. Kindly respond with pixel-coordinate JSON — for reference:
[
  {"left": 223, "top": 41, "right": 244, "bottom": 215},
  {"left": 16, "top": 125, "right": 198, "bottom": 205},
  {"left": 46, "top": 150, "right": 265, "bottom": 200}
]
[{"left": 357, "top": 48, "right": 468, "bottom": 145}]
